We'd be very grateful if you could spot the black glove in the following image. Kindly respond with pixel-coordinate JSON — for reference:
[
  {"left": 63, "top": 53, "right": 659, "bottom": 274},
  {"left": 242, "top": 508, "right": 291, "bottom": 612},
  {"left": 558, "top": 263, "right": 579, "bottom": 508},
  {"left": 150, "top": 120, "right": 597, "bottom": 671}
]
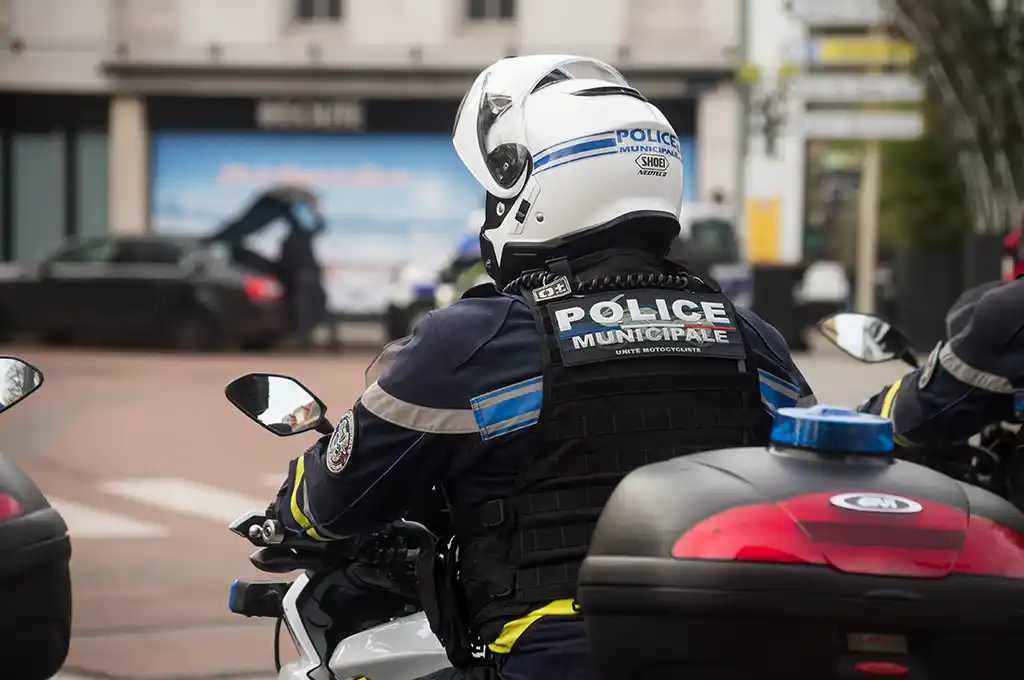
[{"left": 266, "top": 437, "right": 330, "bottom": 527}]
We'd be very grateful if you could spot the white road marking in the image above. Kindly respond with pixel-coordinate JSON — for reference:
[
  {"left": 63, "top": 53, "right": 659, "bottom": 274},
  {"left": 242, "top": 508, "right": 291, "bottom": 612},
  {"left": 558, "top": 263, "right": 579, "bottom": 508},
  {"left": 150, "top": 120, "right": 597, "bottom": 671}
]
[
  {"left": 47, "top": 498, "right": 168, "bottom": 539},
  {"left": 99, "top": 478, "right": 267, "bottom": 524}
]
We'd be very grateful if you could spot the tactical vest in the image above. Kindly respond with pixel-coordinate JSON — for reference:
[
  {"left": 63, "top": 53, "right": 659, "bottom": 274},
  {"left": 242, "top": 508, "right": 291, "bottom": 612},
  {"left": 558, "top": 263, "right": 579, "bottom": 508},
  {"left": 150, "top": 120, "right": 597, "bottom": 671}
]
[{"left": 457, "top": 279, "right": 773, "bottom": 641}]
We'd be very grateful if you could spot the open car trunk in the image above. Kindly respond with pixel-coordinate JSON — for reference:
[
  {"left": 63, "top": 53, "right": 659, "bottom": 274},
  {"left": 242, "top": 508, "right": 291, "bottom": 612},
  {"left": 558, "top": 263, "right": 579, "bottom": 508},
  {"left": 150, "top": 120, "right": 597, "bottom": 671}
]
[
  {"left": 227, "top": 246, "right": 279, "bottom": 277},
  {"left": 204, "top": 183, "right": 323, "bottom": 280}
]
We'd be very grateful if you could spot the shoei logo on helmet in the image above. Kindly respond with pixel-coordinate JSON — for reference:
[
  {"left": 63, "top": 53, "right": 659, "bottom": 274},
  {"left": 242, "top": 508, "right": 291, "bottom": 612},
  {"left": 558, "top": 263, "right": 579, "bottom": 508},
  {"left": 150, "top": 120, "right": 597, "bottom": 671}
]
[
  {"left": 829, "top": 493, "right": 923, "bottom": 514},
  {"left": 635, "top": 153, "right": 668, "bottom": 177}
]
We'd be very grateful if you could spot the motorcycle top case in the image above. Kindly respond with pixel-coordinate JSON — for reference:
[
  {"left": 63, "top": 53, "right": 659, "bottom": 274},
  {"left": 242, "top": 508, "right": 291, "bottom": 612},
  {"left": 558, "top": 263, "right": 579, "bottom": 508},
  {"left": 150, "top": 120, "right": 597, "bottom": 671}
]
[
  {"left": 0, "top": 454, "right": 72, "bottom": 680},
  {"left": 577, "top": 407, "right": 1024, "bottom": 680}
]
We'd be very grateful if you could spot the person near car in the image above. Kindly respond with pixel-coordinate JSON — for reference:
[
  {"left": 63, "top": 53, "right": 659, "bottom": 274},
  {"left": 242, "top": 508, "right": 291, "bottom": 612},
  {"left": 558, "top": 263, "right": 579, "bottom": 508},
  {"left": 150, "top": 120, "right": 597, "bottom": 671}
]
[
  {"left": 265, "top": 55, "right": 816, "bottom": 680},
  {"left": 859, "top": 275, "right": 1024, "bottom": 445},
  {"left": 279, "top": 203, "right": 328, "bottom": 349}
]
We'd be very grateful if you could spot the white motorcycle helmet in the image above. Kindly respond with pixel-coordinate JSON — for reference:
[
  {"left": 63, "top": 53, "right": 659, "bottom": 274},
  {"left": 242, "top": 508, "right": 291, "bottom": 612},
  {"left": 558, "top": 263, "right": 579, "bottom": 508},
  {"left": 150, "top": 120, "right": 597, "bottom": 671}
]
[{"left": 452, "top": 55, "right": 685, "bottom": 287}]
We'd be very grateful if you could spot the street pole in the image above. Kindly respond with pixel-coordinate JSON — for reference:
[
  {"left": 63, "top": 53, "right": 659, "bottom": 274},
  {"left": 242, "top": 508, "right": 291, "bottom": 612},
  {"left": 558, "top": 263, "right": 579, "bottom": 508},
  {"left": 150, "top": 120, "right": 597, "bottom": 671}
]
[
  {"left": 853, "top": 23, "right": 886, "bottom": 314},
  {"left": 854, "top": 139, "right": 881, "bottom": 313},
  {"left": 736, "top": 0, "right": 751, "bottom": 232}
]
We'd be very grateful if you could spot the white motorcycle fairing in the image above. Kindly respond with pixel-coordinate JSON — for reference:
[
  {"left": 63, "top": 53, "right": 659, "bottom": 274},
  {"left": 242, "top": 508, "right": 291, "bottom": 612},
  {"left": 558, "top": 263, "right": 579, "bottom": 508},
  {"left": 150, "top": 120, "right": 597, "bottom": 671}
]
[{"left": 277, "top": 572, "right": 451, "bottom": 680}]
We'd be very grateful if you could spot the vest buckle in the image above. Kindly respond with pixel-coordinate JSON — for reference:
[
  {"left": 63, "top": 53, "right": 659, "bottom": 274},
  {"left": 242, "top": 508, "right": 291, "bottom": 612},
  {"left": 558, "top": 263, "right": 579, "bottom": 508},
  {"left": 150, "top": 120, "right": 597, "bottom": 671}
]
[{"left": 479, "top": 499, "right": 507, "bottom": 528}]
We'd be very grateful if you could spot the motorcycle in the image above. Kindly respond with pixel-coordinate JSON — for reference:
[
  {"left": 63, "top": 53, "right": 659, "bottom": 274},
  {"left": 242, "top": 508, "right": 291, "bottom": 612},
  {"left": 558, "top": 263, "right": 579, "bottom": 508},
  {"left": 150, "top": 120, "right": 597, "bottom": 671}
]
[
  {"left": 223, "top": 373, "right": 450, "bottom": 680},
  {"left": 818, "top": 310, "right": 1024, "bottom": 508},
  {"left": 0, "top": 356, "right": 73, "bottom": 680},
  {"left": 225, "top": 343, "right": 1024, "bottom": 679}
]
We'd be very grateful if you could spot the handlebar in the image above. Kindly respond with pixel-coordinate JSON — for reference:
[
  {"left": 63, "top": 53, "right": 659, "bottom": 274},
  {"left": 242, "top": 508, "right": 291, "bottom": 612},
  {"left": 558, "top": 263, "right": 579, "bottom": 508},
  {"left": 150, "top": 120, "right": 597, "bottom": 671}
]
[{"left": 230, "top": 512, "right": 436, "bottom": 575}]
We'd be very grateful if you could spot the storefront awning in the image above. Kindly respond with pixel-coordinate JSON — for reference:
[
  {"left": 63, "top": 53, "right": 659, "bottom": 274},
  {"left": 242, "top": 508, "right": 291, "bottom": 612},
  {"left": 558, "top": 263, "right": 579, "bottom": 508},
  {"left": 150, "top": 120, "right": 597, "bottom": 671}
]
[{"left": 101, "top": 47, "right": 733, "bottom": 99}]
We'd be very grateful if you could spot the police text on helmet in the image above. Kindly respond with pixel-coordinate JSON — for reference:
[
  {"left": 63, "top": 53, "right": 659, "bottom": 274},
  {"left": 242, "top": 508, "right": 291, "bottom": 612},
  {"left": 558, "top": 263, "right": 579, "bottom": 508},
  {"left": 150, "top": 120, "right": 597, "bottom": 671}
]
[{"left": 615, "top": 128, "right": 681, "bottom": 160}]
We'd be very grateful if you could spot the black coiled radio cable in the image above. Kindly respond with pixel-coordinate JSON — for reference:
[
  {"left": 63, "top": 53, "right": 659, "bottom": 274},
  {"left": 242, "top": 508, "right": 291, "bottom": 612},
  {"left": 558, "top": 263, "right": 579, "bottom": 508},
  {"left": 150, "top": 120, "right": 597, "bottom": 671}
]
[{"left": 503, "top": 271, "right": 696, "bottom": 297}]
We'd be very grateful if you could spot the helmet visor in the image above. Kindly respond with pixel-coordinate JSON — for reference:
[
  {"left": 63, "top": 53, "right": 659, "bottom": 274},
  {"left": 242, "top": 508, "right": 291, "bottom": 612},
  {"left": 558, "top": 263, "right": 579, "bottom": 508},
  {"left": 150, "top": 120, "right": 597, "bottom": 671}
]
[{"left": 452, "top": 55, "right": 632, "bottom": 199}]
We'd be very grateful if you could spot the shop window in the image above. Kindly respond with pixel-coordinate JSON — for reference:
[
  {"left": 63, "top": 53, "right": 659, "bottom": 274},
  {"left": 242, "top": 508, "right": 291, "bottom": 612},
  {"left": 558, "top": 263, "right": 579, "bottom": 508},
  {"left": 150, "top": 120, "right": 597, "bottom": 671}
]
[
  {"left": 75, "top": 132, "right": 109, "bottom": 239},
  {"left": 295, "top": 0, "right": 343, "bottom": 22},
  {"left": 12, "top": 133, "right": 65, "bottom": 261},
  {"left": 467, "top": 0, "right": 516, "bottom": 20},
  {"left": 112, "top": 240, "right": 183, "bottom": 265}
]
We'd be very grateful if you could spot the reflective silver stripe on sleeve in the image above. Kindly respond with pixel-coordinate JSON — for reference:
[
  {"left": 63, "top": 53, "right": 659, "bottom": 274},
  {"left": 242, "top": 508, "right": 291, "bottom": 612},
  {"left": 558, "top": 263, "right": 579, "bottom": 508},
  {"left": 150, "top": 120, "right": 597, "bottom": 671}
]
[
  {"left": 797, "top": 393, "right": 818, "bottom": 407},
  {"left": 758, "top": 369, "right": 801, "bottom": 401},
  {"left": 360, "top": 380, "right": 479, "bottom": 434},
  {"left": 299, "top": 478, "right": 346, "bottom": 540},
  {"left": 938, "top": 344, "right": 1014, "bottom": 394}
]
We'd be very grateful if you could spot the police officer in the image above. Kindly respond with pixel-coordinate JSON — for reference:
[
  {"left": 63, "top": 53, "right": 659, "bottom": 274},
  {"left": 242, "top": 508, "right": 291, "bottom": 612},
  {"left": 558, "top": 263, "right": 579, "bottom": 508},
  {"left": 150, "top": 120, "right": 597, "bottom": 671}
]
[
  {"left": 859, "top": 275, "right": 1024, "bottom": 445},
  {"left": 279, "top": 201, "right": 328, "bottom": 349},
  {"left": 267, "top": 55, "right": 816, "bottom": 680}
]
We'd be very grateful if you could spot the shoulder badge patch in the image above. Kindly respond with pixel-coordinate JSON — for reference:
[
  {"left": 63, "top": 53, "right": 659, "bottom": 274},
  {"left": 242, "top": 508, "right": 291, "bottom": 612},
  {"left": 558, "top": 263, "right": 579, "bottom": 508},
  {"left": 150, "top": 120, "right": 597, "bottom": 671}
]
[
  {"left": 325, "top": 409, "right": 356, "bottom": 475},
  {"left": 918, "top": 341, "right": 943, "bottom": 390}
]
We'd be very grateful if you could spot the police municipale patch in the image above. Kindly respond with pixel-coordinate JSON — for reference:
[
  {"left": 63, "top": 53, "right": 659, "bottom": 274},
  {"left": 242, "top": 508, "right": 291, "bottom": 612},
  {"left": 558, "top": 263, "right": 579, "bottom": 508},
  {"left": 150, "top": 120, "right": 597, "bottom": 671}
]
[
  {"left": 325, "top": 409, "right": 355, "bottom": 474},
  {"left": 918, "top": 341, "right": 942, "bottom": 390}
]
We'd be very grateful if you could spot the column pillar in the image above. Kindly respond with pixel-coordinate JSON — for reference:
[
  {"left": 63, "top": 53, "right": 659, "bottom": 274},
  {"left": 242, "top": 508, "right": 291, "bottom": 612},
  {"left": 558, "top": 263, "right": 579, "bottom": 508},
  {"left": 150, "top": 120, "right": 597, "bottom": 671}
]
[
  {"left": 697, "top": 83, "right": 740, "bottom": 202},
  {"left": 108, "top": 95, "right": 148, "bottom": 234}
]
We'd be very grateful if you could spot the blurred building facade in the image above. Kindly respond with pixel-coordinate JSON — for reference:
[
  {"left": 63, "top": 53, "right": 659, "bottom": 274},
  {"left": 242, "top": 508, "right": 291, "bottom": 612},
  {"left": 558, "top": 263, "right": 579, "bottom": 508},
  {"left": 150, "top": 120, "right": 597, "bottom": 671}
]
[{"left": 0, "top": 0, "right": 741, "bottom": 262}]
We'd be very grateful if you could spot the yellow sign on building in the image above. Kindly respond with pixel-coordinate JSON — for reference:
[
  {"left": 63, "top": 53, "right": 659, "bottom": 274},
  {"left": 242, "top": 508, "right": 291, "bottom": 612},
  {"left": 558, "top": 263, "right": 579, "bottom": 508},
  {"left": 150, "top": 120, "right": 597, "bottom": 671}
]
[
  {"left": 809, "top": 36, "right": 916, "bottom": 65},
  {"left": 746, "top": 197, "right": 781, "bottom": 264}
]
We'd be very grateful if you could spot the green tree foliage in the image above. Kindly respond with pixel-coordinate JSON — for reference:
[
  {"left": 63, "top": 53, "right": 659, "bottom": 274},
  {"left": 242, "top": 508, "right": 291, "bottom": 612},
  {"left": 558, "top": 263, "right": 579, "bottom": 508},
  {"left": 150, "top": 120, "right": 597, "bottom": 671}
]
[
  {"left": 879, "top": 94, "right": 970, "bottom": 251},
  {"left": 887, "top": 0, "right": 1024, "bottom": 234}
]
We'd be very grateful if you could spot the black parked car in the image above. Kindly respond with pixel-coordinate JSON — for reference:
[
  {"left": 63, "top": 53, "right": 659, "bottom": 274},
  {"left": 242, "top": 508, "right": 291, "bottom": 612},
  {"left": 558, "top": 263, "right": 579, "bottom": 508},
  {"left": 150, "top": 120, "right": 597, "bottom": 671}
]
[{"left": 0, "top": 234, "right": 288, "bottom": 350}]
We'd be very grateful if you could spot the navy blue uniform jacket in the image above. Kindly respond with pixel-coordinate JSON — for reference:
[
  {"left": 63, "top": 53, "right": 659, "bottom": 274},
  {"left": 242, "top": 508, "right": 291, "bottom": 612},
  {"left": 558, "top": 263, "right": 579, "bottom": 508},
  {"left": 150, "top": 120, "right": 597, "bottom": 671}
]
[{"left": 277, "top": 284, "right": 816, "bottom": 542}]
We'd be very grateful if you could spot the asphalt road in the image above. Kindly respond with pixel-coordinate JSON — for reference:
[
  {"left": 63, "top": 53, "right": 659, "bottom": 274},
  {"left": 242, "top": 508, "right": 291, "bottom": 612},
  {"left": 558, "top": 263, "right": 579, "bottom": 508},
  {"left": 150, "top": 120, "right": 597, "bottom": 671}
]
[{"left": 0, "top": 343, "right": 909, "bottom": 680}]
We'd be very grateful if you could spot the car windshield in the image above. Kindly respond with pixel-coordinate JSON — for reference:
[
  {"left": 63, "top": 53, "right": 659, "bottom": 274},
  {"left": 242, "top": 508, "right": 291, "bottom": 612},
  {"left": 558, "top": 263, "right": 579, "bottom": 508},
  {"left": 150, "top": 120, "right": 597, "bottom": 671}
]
[{"left": 688, "top": 218, "right": 740, "bottom": 264}]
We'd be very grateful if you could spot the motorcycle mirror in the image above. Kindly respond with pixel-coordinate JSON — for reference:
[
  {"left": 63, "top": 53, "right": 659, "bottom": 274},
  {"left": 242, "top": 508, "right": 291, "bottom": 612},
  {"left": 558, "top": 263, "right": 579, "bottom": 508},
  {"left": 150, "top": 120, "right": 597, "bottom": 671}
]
[
  {"left": 0, "top": 357, "right": 44, "bottom": 414},
  {"left": 225, "top": 373, "right": 329, "bottom": 437},
  {"left": 817, "top": 313, "right": 917, "bottom": 367}
]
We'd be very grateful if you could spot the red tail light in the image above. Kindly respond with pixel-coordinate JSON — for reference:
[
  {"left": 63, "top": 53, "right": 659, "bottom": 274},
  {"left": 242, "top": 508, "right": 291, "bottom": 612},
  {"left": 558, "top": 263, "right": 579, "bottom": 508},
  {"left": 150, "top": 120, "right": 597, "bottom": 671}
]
[
  {"left": 671, "top": 492, "right": 1024, "bottom": 579},
  {"left": 0, "top": 493, "right": 23, "bottom": 522},
  {"left": 854, "top": 661, "right": 909, "bottom": 676},
  {"left": 244, "top": 275, "right": 283, "bottom": 302}
]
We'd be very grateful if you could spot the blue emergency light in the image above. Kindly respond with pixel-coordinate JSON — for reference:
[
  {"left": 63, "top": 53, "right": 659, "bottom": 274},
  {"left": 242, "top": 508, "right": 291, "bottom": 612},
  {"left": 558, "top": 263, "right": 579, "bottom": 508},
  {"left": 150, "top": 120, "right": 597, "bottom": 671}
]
[{"left": 770, "top": 405, "right": 894, "bottom": 454}]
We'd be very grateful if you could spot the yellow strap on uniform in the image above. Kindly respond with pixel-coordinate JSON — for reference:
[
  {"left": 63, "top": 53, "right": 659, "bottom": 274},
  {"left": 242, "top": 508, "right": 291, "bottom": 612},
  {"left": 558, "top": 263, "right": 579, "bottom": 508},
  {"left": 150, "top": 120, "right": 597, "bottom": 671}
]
[
  {"left": 488, "top": 598, "right": 579, "bottom": 654},
  {"left": 289, "top": 456, "right": 329, "bottom": 541},
  {"left": 880, "top": 378, "right": 903, "bottom": 419}
]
